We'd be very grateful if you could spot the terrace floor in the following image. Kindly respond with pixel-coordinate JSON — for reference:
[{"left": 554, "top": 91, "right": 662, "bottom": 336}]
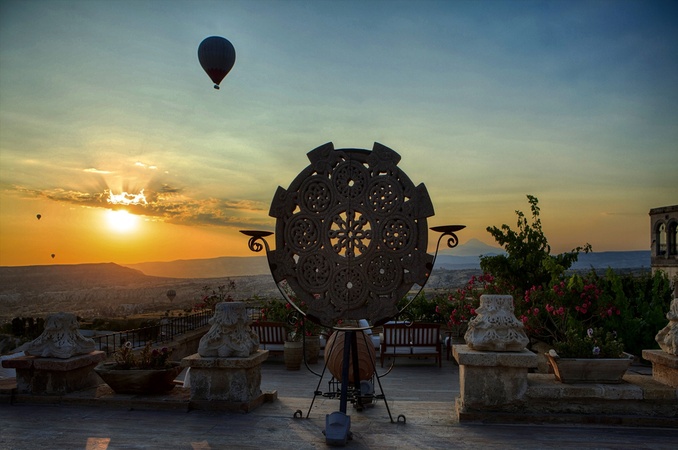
[{"left": 1, "top": 355, "right": 676, "bottom": 449}]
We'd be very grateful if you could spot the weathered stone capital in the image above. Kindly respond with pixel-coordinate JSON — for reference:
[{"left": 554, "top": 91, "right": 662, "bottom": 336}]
[{"left": 25, "top": 312, "right": 96, "bottom": 359}]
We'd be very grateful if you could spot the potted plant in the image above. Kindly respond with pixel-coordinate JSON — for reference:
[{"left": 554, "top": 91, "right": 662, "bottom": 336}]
[
  {"left": 260, "top": 293, "right": 325, "bottom": 368},
  {"left": 94, "top": 341, "right": 182, "bottom": 394},
  {"left": 545, "top": 327, "right": 632, "bottom": 383},
  {"left": 259, "top": 298, "right": 304, "bottom": 370}
]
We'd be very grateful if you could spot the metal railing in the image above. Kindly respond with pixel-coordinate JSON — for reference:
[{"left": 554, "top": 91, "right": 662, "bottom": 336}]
[{"left": 91, "top": 310, "right": 213, "bottom": 355}]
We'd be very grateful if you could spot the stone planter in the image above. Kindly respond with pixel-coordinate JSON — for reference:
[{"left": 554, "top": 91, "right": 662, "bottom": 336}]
[
  {"left": 284, "top": 341, "right": 303, "bottom": 370},
  {"left": 545, "top": 351, "right": 633, "bottom": 384},
  {"left": 304, "top": 335, "right": 321, "bottom": 364},
  {"left": 94, "top": 361, "right": 183, "bottom": 394}
]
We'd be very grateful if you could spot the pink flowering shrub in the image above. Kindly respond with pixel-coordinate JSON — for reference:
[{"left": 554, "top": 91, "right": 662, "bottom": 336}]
[
  {"left": 518, "top": 272, "right": 622, "bottom": 345},
  {"left": 193, "top": 281, "right": 236, "bottom": 312},
  {"left": 435, "top": 273, "right": 509, "bottom": 327}
]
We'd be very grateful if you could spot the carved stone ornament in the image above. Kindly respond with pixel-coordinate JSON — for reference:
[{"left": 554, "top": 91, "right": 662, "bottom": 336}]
[
  {"left": 25, "top": 312, "right": 96, "bottom": 359},
  {"left": 267, "top": 142, "right": 435, "bottom": 326},
  {"left": 464, "top": 295, "right": 529, "bottom": 352},
  {"left": 655, "top": 297, "right": 678, "bottom": 356},
  {"left": 198, "top": 302, "right": 260, "bottom": 357}
]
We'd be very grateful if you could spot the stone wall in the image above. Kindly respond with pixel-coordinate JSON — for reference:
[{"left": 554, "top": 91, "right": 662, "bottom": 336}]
[{"left": 454, "top": 345, "right": 678, "bottom": 426}]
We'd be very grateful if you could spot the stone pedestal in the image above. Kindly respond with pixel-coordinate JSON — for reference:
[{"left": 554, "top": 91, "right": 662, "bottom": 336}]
[
  {"left": 182, "top": 350, "right": 270, "bottom": 412},
  {"left": 453, "top": 344, "right": 537, "bottom": 413},
  {"left": 642, "top": 349, "right": 678, "bottom": 388},
  {"left": 2, "top": 351, "right": 106, "bottom": 394}
]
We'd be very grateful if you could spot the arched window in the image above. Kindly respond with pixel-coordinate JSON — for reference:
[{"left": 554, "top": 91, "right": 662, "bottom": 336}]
[
  {"left": 668, "top": 221, "right": 678, "bottom": 256},
  {"left": 656, "top": 222, "right": 667, "bottom": 256}
]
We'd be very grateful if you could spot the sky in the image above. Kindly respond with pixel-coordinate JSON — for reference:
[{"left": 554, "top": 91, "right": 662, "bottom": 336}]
[{"left": 0, "top": 0, "right": 676, "bottom": 267}]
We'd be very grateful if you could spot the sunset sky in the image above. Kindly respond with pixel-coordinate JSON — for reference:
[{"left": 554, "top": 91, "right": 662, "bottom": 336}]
[{"left": 1, "top": 0, "right": 676, "bottom": 267}]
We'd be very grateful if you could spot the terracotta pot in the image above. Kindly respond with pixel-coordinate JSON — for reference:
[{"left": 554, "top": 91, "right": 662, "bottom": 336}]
[
  {"left": 324, "top": 330, "right": 376, "bottom": 383},
  {"left": 284, "top": 340, "right": 303, "bottom": 370},
  {"left": 94, "top": 362, "right": 183, "bottom": 394},
  {"left": 545, "top": 351, "right": 633, "bottom": 384}
]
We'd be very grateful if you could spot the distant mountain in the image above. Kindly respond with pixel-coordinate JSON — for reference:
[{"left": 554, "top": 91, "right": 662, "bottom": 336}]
[
  {"left": 0, "top": 262, "right": 281, "bottom": 322},
  {"left": 124, "top": 240, "right": 500, "bottom": 278},
  {"left": 572, "top": 251, "right": 650, "bottom": 270},
  {"left": 0, "top": 263, "right": 161, "bottom": 292},
  {"left": 121, "top": 242, "right": 651, "bottom": 279},
  {"left": 439, "top": 238, "right": 504, "bottom": 257},
  {"left": 126, "top": 257, "right": 271, "bottom": 279},
  {"left": 433, "top": 250, "right": 651, "bottom": 271}
]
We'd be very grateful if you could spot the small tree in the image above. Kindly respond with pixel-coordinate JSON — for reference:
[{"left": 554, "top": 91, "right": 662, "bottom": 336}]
[{"left": 480, "top": 195, "right": 591, "bottom": 294}]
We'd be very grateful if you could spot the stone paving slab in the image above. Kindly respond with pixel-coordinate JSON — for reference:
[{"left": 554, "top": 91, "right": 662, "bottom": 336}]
[{"left": 1, "top": 356, "right": 677, "bottom": 449}]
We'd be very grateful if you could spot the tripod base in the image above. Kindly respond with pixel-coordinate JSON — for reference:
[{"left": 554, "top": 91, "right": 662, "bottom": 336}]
[{"left": 324, "top": 411, "right": 352, "bottom": 446}]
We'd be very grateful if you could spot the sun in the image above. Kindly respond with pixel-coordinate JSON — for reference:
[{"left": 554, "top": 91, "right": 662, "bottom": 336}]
[{"left": 105, "top": 209, "right": 139, "bottom": 233}]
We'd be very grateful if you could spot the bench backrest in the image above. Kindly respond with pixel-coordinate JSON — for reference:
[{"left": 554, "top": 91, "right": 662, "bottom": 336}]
[
  {"left": 252, "top": 321, "right": 288, "bottom": 345},
  {"left": 382, "top": 322, "right": 441, "bottom": 346}
]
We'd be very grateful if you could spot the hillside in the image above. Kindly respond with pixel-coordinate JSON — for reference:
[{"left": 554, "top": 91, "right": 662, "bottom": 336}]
[
  {"left": 0, "top": 263, "right": 278, "bottom": 323},
  {"left": 122, "top": 238, "right": 650, "bottom": 278},
  {"left": 0, "top": 248, "right": 651, "bottom": 323},
  {"left": 127, "top": 256, "right": 270, "bottom": 279},
  {"left": 0, "top": 263, "right": 161, "bottom": 292},
  {"left": 430, "top": 250, "right": 650, "bottom": 271}
]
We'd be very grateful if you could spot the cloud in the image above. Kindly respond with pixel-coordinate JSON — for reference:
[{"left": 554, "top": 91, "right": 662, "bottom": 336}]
[
  {"left": 83, "top": 168, "right": 113, "bottom": 174},
  {"left": 10, "top": 184, "right": 268, "bottom": 228},
  {"left": 134, "top": 162, "right": 157, "bottom": 170}
]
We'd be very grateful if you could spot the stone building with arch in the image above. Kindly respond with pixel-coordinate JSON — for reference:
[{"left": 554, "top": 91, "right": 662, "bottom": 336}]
[{"left": 650, "top": 204, "right": 678, "bottom": 282}]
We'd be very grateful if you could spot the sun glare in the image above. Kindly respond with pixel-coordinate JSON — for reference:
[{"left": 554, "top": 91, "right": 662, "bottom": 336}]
[{"left": 106, "top": 209, "right": 138, "bottom": 233}]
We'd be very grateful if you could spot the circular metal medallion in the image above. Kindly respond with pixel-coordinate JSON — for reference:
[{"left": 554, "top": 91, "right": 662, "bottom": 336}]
[{"left": 267, "top": 142, "right": 434, "bottom": 325}]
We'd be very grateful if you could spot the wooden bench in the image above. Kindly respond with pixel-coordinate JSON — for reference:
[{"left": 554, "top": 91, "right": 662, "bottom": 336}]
[
  {"left": 380, "top": 322, "right": 442, "bottom": 367},
  {"left": 251, "top": 321, "right": 287, "bottom": 356}
]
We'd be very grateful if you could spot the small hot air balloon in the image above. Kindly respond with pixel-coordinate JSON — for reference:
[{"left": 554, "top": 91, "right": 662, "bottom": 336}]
[
  {"left": 198, "top": 36, "right": 236, "bottom": 90},
  {"left": 167, "top": 289, "right": 176, "bottom": 302},
  {"left": 51, "top": 254, "right": 55, "bottom": 259},
  {"left": 36, "top": 214, "right": 41, "bottom": 220}
]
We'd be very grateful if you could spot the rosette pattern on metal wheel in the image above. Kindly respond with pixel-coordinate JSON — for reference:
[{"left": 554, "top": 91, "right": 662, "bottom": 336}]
[{"left": 267, "top": 142, "right": 435, "bottom": 326}]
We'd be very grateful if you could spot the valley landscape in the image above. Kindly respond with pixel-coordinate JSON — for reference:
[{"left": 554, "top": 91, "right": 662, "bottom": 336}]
[{"left": 0, "top": 240, "right": 651, "bottom": 327}]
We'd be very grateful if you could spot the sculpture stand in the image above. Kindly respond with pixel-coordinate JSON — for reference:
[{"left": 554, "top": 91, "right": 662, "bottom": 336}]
[
  {"left": 453, "top": 344, "right": 537, "bottom": 415},
  {"left": 453, "top": 294, "right": 536, "bottom": 417},
  {"left": 641, "top": 350, "right": 678, "bottom": 388},
  {"left": 182, "top": 350, "right": 273, "bottom": 411},
  {"left": 641, "top": 294, "right": 678, "bottom": 387},
  {"left": 181, "top": 302, "right": 273, "bottom": 412},
  {"left": 0, "top": 312, "right": 105, "bottom": 395},
  {"left": 324, "top": 330, "right": 363, "bottom": 446},
  {"left": 3, "top": 351, "right": 106, "bottom": 395}
]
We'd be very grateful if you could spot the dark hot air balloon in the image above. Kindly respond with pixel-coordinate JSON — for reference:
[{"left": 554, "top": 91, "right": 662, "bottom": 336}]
[
  {"left": 36, "top": 214, "right": 41, "bottom": 220},
  {"left": 166, "top": 289, "right": 176, "bottom": 302},
  {"left": 51, "top": 254, "right": 55, "bottom": 259},
  {"left": 198, "top": 36, "right": 236, "bottom": 90}
]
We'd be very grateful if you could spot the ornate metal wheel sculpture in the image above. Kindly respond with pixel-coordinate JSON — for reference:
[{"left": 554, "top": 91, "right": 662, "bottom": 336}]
[
  {"left": 242, "top": 142, "right": 464, "bottom": 438},
  {"left": 256, "top": 142, "right": 436, "bottom": 327}
]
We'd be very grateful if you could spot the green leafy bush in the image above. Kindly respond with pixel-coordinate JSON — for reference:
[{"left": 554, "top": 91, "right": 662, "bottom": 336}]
[{"left": 480, "top": 195, "right": 591, "bottom": 293}]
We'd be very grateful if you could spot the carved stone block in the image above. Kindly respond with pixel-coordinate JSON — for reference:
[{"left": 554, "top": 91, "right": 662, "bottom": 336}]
[
  {"left": 198, "top": 302, "right": 259, "bottom": 358},
  {"left": 464, "top": 295, "right": 529, "bottom": 352}
]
